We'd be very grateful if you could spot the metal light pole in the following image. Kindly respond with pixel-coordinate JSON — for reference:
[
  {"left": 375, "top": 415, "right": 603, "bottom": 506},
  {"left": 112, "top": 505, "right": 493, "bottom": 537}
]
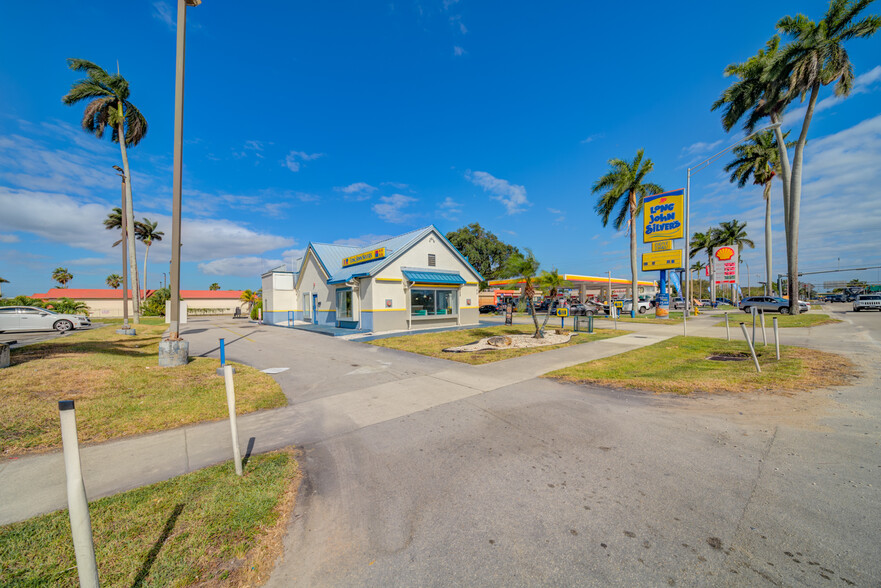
[
  {"left": 160, "top": 0, "right": 201, "bottom": 367},
  {"left": 683, "top": 122, "right": 781, "bottom": 336},
  {"left": 113, "top": 166, "right": 134, "bottom": 335}
]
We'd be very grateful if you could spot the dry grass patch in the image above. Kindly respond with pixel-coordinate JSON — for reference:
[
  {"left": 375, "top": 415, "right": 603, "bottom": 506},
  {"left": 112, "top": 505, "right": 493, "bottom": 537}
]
[
  {"left": 1, "top": 324, "right": 286, "bottom": 457},
  {"left": 545, "top": 336, "right": 854, "bottom": 395},
  {"left": 0, "top": 449, "right": 300, "bottom": 586},
  {"left": 713, "top": 312, "right": 841, "bottom": 328},
  {"left": 367, "top": 324, "right": 627, "bottom": 365}
]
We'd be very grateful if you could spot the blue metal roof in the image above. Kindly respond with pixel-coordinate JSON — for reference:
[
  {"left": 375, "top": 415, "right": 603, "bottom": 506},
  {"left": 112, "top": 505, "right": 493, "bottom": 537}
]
[{"left": 402, "top": 269, "right": 466, "bottom": 284}]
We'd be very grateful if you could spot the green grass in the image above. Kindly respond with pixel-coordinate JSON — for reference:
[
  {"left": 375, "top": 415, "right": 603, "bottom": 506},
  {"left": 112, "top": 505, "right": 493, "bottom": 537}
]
[
  {"left": 713, "top": 312, "right": 841, "bottom": 328},
  {"left": 0, "top": 450, "right": 299, "bottom": 587},
  {"left": 600, "top": 311, "right": 684, "bottom": 324},
  {"left": 368, "top": 324, "right": 627, "bottom": 365},
  {"left": 1, "top": 324, "right": 287, "bottom": 457},
  {"left": 95, "top": 317, "right": 168, "bottom": 326},
  {"left": 545, "top": 335, "right": 852, "bottom": 395}
]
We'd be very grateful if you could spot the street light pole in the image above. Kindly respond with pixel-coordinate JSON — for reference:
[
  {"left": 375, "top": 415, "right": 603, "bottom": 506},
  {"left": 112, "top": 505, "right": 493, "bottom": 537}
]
[
  {"left": 161, "top": 0, "right": 200, "bottom": 367},
  {"left": 113, "top": 166, "right": 133, "bottom": 335},
  {"left": 682, "top": 122, "right": 781, "bottom": 336}
]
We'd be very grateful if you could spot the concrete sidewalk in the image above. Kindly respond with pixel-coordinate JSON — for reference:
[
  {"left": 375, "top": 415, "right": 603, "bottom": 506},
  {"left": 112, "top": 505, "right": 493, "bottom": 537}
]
[{"left": 0, "top": 323, "right": 669, "bottom": 525}]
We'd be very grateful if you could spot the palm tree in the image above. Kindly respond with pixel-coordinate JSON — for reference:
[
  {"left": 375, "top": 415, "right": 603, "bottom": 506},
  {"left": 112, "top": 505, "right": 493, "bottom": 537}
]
[
  {"left": 503, "top": 250, "right": 542, "bottom": 338},
  {"left": 538, "top": 269, "right": 568, "bottom": 336},
  {"left": 690, "top": 261, "right": 706, "bottom": 300},
  {"left": 63, "top": 58, "right": 148, "bottom": 323},
  {"left": 690, "top": 228, "right": 722, "bottom": 301},
  {"left": 106, "top": 274, "right": 122, "bottom": 289},
  {"left": 592, "top": 149, "right": 664, "bottom": 318},
  {"left": 136, "top": 218, "right": 164, "bottom": 306},
  {"left": 724, "top": 130, "right": 794, "bottom": 295},
  {"left": 209, "top": 283, "right": 220, "bottom": 291},
  {"left": 0, "top": 276, "right": 8, "bottom": 298},
  {"left": 52, "top": 267, "right": 73, "bottom": 288},
  {"left": 240, "top": 290, "right": 259, "bottom": 313},
  {"left": 774, "top": 1, "right": 880, "bottom": 312}
]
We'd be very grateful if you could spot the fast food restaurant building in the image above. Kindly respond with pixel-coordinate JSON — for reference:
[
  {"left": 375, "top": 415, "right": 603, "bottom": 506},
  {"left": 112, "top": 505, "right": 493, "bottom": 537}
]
[{"left": 261, "top": 226, "right": 484, "bottom": 333}]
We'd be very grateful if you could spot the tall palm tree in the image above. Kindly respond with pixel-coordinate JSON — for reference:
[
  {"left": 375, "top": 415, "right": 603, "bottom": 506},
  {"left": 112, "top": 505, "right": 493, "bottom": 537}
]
[
  {"left": 52, "top": 267, "right": 73, "bottom": 288},
  {"left": 690, "top": 228, "right": 721, "bottom": 301},
  {"left": 724, "top": 130, "right": 794, "bottom": 295},
  {"left": 592, "top": 149, "right": 664, "bottom": 318},
  {"left": 690, "top": 261, "right": 706, "bottom": 300},
  {"left": 106, "top": 274, "right": 122, "bottom": 289},
  {"left": 103, "top": 207, "right": 127, "bottom": 246},
  {"left": 538, "top": 268, "right": 568, "bottom": 335},
  {"left": 0, "top": 276, "right": 8, "bottom": 298},
  {"left": 503, "top": 250, "right": 542, "bottom": 338},
  {"left": 774, "top": 1, "right": 880, "bottom": 312},
  {"left": 63, "top": 58, "right": 148, "bottom": 323},
  {"left": 209, "top": 283, "right": 220, "bottom": 291},
  {"left": 136, "top": 218, "right": 164, "bottom": 306}
]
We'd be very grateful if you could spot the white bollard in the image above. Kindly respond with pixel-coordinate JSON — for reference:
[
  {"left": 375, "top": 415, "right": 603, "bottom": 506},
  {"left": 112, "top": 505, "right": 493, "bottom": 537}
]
[
  {"left": 773, "top": 316, "right": 781, "bottom": 360},
  {"left": 223, "top": 365, "right": 243, "bottom": 476},
  {"left": 740, "top": 323, "right": 762, "bottom": 373},
  {"left": 58, "top": 400, "right": 100, "bottom": 588},
  {"left": 760, "top": 309, "right": 767, "bottom": 346},
  {"left": 751, "top": 306, "right": 757, "bottom": 344},
  {"left": 725, "top": 312, "right": 730, "bottom": 341}
]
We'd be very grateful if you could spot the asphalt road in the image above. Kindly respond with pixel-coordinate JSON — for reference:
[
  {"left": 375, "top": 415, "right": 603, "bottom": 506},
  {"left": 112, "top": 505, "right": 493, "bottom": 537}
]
[{"left": 263, "top": 307, "right": 880, "bottom": 587}]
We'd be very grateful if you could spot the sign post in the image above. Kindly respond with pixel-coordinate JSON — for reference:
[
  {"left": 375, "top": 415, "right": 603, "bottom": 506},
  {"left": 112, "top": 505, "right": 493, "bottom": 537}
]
[{"left": 643, "top": 189, "right": 685, "bottom": 319}]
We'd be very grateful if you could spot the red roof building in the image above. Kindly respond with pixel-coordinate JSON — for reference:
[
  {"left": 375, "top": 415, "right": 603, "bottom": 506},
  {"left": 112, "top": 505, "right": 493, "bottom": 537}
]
[{"left": 30, "top": 289, "right": 247, "bottom": 318}]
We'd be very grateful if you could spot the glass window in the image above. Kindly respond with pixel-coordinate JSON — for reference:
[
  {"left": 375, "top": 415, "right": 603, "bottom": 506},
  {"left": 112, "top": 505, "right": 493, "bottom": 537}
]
[
  {"left": 337, "top": 289, "right": 353, "bottom": 319},
  {"left": 410, "top": 289, "right": 457, "bottom": 317}
]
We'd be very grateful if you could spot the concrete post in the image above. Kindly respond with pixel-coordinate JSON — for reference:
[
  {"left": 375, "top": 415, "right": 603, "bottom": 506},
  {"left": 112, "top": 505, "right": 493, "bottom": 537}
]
[
  {"left": 223, "top": 366, "right": 243, "bottom": 476},
  {"left": 760, "top": 310, "right": 767, "bottom": 346},
  {"left": 58, "top": 400, "right": 100, "bottom": 588},
  {"left": 725, "top": 312, "right": 730, "bottom": 341},
  {"left": 773, "top": 317, "right": 781, "bottom": 360},
  {"left": 0, "top": 343, "right": 9, "bottom": 368},
  {"left": 739, "top": 323, "right": 761, "bottom": 373},
  {"left": 751, "top": 306, "right": 757, "bottom": 344}
]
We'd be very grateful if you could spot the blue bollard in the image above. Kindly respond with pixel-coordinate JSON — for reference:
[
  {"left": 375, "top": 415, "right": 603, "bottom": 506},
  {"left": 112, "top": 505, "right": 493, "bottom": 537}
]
[{"left": 220, "top": 338, "right": 225, "bottom": 366}]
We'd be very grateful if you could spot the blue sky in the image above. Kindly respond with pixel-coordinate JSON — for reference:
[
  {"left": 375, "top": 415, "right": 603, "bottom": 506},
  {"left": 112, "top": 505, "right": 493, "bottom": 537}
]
[{"left": 1, "top": 0, "right": 880, "bottom": 296}]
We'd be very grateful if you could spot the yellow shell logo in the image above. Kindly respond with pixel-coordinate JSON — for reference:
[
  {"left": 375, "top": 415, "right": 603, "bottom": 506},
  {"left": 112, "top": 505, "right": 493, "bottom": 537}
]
[{"left": 715, "top": 247, "right": 735, "bottom": 261}]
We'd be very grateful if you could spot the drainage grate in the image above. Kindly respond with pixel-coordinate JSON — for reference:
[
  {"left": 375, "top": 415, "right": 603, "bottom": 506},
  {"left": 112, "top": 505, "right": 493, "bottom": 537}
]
[{"left": 706, "top": 353, "right": 749, "bottom": 362}]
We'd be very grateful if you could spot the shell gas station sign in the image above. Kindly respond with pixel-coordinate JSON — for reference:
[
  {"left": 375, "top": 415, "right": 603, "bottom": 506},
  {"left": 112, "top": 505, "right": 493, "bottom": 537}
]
[{"left": 712, "top": 245, "right": 738, "bottom": 284}]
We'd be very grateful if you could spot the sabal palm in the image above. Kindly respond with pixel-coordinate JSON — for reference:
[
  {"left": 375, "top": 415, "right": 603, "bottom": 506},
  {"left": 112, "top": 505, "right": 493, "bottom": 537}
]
[
  {"left": 725, "top": 130, "right": 793, "bottom": 294},
  {"left": 106, "top": 274, "right": 122, "bottom": 289},
  {"left": 538, "top": 268, "right": 568, "bottom": 335},
  {"left": 136, "top": 219, "right": 164, "bottom": 304},
  {"left": 503, "top": 250, "right": 542, "bottom": 338},
  {"left": 63, "top": 58, "right": 147, "bottom": 322},
  {"left": 592, "top": 149, "right": 663, "bottom": 318},
  {"left": 774, "top": 0, "right": 880, "bottom": 311},
  {"left": 52, "top": 267, "right": 73, "bottom": 288}
]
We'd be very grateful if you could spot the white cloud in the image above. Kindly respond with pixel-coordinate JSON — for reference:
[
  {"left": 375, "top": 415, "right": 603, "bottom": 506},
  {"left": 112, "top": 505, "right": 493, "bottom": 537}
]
[
  {"left": 580, "top": 133, "right": 604, "bottom": 144},
  {"left": 453, "top": 46, "right": 467, "bottom": 57},
  {"left": 373, "top": 194, "right": 417, "bottom": 223},
  {"left": 466, "top": 170, "right": 530, "bottom": 214},
  {"left": 782, "top": 65, "right": 881, "bottom": 127},
  {"left": 381, "top": 181, "right": 409, "bottom": 190},
  {"left": 681, "top": 139, "right": 723, "bottom": 157},
  {"left": 198, "top": 257, "right": 284, "bottom": 277},
  {"left": 68, "top": 257, "right": 115, "bottom": 266},
  {"left": 439, "top": 197, "right": 463, "bottom": 220},
  {"left": 152, "top": 1, "right": 175, "bottom": 30},
  {"left": 283, "top": 150, "right": 324, "bottom": 172},
  {"left": 334, "top": 182, "right": 377, "bottom": 200},
  {"left": 0, "top": 233, "right": 19, "bottom": 243}
]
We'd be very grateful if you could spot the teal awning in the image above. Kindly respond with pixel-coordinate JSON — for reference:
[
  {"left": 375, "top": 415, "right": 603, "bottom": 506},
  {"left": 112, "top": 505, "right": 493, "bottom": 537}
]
[{"left": 402, "top": 270, "right": 466, "bottom": 285}]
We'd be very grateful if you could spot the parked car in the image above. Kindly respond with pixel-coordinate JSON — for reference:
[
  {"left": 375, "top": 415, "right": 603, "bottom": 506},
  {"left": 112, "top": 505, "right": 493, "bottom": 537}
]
[
  {"left": 479, "top": 304, "right": 499, "bottom": 314},
  {"left": 853, "top": 294, "right": 881, "bottom": 312},
  {"left": 715, "top": 297, "right": 734, "bottom": 306},
  {"left": 0, "top": 306, "right": 91, "bottom": 333},
  {"left": 568, "top": 302, "right": 600, "bottom": 316},
  {"left": 671, "top": 298, "right": 686, "bottom": 310},
  {"left": 621, "top": 299, "right": 652, "bottom": 314},
  {"left": 739, "top": 296, "right": 808, "bottom": 314},
  {"left": 824, "top": 294, "right": 845, "bottom": 303}
]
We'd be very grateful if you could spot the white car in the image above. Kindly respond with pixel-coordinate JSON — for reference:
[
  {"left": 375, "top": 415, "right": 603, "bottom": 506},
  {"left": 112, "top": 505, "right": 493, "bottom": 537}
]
[
  {"left": 0, "top": 306, "right": 91, "bottom": 333},
  {"left": 853, "top": 294, "right": 881, "bottom": 312},
  {"left": 621, "top": 299, "right": 652, "bottom": 314}
]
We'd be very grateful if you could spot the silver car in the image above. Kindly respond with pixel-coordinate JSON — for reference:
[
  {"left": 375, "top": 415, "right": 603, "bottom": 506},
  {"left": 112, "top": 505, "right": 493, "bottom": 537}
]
[
  {"left": 739, "top": 296, "right": 808, "bottom": 314},
  {"left": 0, "top": 306, "right": 91, "bottom": 332},
  {"left": 853, "top": 294, "right": 881, "bottom": 312}
]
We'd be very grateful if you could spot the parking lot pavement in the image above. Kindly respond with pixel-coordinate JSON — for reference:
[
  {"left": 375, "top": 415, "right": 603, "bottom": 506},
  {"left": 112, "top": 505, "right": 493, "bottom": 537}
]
[{"left": 0, "top": 329, "right": 83, "bottom": 348}]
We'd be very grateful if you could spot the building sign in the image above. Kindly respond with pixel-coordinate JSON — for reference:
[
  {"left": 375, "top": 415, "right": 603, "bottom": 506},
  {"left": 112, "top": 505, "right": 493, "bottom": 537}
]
[
  {"left": 342, "top": 247, "right": 386, "bottom": 268},
  {"left": 712, "top": 245, "right": 738, "bottom": 284},
  {"left": 641, "top": 249, "right": 683, "bottom": 271},
  {"left": 643, "top": 189, "right": 684, "bottom": 243},
  {"left": 651, "top": 240, "right": 673, "bottom": 252}
]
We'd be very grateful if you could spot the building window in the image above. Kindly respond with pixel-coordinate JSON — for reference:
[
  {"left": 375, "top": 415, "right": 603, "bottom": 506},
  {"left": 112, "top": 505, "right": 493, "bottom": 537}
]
[
  {"left": 336, "top": 289, "right": 353, "bottom": 320},
  {"left": 410, "top": 289, "right": 457, "bottom": 317},
  {"left": 428, "top": 254, "right": 436, "bottom": 267}
]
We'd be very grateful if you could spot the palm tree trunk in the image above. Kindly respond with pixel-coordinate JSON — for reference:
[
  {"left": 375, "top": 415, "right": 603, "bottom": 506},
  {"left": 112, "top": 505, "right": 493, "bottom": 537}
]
[
  {"left": 770, "top": 113, "right": 792, "bottom": 248},
  {"left": 763, "top": 181, "right": 773, "bottom": 296},
  {"left": 528, "top": 290, "right": 542, "bottom": 338},
  {"left": 787, "top": 83, "right": 819, "bottom": 314},
  {"left": 629, "top": 191, "right": 637, "bottom": 318},
  {"left": 540, "top": 299, "right": 553, "bottom": 335},
  {"left": 117, "top": 120, "right": 141, "bottom": 324},
  {"left": 142, "top": 242, "right": 151, "bottom": 307}
]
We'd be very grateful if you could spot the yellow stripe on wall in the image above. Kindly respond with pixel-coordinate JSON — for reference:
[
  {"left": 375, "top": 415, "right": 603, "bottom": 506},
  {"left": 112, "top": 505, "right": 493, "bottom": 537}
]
[
  {"left": 376, "top": 278, "right": 403, "bottom": 283},
  {"left": 362, "top": 308, "right": 406, "bottom": 312},
  {"left": 465, "top": 282, "right": 478, "bottom": 285},
  {"left": 461, "top": 306, "right": 479, "bottom": 309}
]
